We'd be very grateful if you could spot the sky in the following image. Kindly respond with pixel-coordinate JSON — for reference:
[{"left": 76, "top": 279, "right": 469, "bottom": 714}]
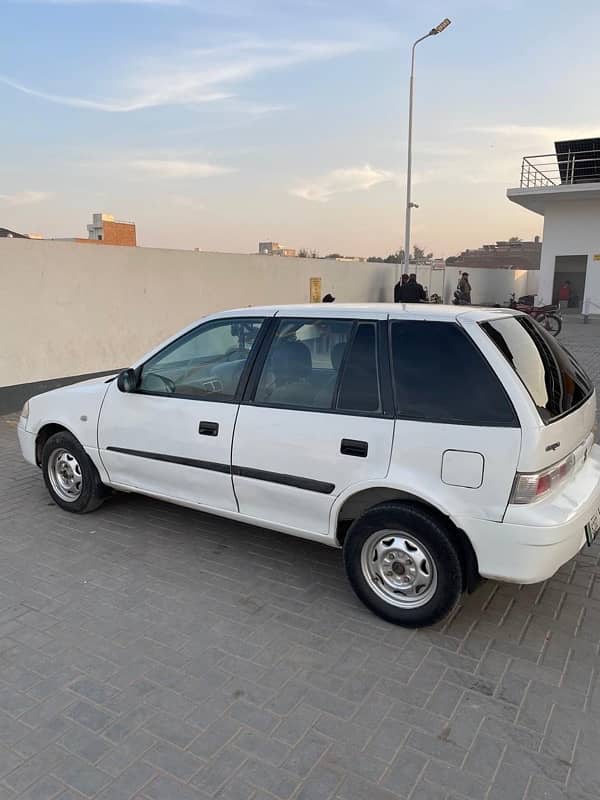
[{"left": 1, "top": 0, "right": 600, "bottom": 257}]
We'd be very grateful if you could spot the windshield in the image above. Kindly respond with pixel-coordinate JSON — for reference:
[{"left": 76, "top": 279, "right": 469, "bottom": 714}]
[{"left": 481, "top": 316, "right": 592, "bottom": 423}]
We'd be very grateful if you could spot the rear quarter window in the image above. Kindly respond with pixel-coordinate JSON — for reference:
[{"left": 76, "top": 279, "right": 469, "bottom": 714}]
[{"left": 391, "top": 320, "right": 518, "bottom": 427}]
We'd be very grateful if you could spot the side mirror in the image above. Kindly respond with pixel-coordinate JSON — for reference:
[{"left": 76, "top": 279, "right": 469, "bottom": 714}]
[{"left": 117, "top": 368, "right": 138, "bottom": 393}]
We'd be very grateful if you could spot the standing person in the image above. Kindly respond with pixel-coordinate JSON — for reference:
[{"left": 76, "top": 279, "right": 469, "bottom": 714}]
[
  {"left": 403, "top": 273, "right": 426, "bottom": 303},
  {"left": 558, "top": 280, "right": 571, "bottom": 310},
  {"left": 458, "top": 272, "right": 472, "bottom": 304},
  {"left": 394, "top": 273, "right": 409, "bottom": 303}
]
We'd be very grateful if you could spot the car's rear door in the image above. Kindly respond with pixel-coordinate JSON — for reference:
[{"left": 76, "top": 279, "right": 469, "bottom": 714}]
[
  {"left": 231, "top": 311, "right": 395, "bottom": 538},
  {"left": 98, "top": 315, "right": 268, "bottom": 511}
]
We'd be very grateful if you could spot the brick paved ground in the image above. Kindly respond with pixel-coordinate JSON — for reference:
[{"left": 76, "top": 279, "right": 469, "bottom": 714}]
[{"left": 0, "top": 317, "right": 599, "bottom": 800}]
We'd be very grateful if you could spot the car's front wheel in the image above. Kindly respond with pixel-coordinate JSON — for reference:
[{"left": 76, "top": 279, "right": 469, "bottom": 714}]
[
  {"left": 343, "top": 503, "right": 463, "bottom": 627},
  {"left": 42, "top": 431, "right": 107, "bottom": 513}
]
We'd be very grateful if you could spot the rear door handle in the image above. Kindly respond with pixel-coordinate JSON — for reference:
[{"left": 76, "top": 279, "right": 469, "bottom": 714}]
[
  {"left": 199, "top": 421, "right": 219, "bottom": 436},
  {"left": 341, "top": 438, "right": 368, "bottom": 458}
]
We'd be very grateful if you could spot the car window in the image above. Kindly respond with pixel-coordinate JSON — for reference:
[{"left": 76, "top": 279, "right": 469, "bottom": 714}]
[
  {"left": 482, "top": 315, "right": 592, "bottom": 423},
  {"left": 336, "top": 323, "right": 381, "bottom": 413},
  {"left": 391, "top": 321, "right": 517, "bottom": 426},
  {"left": 254, "top": 318, "right": 353, "bottom": 409},
  {"left": 139, "top": 318, "right": 264, "bottom": 400}
]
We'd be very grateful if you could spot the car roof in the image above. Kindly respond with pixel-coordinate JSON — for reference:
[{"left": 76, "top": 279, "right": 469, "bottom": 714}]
[{"left": 217, "top": 303, "right": 521, "bottom": 323}]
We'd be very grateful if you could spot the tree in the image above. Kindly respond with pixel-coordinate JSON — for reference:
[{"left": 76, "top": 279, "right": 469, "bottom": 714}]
[
  {"left": 309, "top": 249, "right": 319, "bottom": 259},
  {"left": 508, "top": 236, "right": 522, "bottom": 243},
  {"left": 413, "top": 245, "right": 425, "bottom": 260},
  {"left": 383, "top": 250, "right": 405, "bottom": 264},
  {"left": 323, "top": 253, "right": 342, "bottom": 260},
  {"left": 367, "top": 256, "right": 384, "bottom": 262},
  {"left": 298, "top": 248, "right": 309, "bottom": 258}
]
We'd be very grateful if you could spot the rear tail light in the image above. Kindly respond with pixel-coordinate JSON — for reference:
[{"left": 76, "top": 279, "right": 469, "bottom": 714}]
[{"left": 510, "top": 452, "right": 577, "bottom": 504}]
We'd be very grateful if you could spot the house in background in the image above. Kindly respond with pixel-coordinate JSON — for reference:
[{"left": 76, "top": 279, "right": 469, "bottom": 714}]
[
  {"left": 258, "top": 241, "right": 297, "bottom": 257},
  {"left": 449, "top": 238, "right": 541, "bottom": 271},
  {"left": 508, "top": 137, "right": 600, "bottom": 315},
  {"left": 86, "top": 213, "right": 136, "bottom": 246}
]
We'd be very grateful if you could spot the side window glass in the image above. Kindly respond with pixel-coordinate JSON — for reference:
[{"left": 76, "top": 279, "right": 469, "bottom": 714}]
[
  {"left": 254, "top": 318, "right": 353, "bottom": 409},
  {"left": 336, "top": 324, "right": 380, "bottom": 413},
  {"left": 139, "top": 318, "right": 264, "bottom": 400},
  {"left": 391, "top": 321, "right": 517, "bottom": 426}
]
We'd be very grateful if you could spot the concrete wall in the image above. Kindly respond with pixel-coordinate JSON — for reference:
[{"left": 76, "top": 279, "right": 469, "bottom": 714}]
[
  {"left": 0, "top": 239, "right": 392, "bottom": 389},
  {"left": 441, "top": 267, "right": 537, "bottom": 305},
  {"left": 0, "top": 239, "right": 541, "bottom": 411},
  {"left": 538, "top": 198, "right": 600, "bottom": 313}
]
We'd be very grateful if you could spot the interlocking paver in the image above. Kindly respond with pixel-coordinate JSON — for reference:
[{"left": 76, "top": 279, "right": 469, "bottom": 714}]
[
  {"left": 50, "top": 754, "right": 111, "bottom": 797},
  {"left": 1, "top": 318, "right": 599, "bottom": 800},
  {"left": 16, "top": 776, "right": 66, "bottom": 800},
  {"left": 142, "top": 739, "right": 203, "bottom": 781},
  {"left": 57, "top": 726, "right": 112, "bottom": 765}
]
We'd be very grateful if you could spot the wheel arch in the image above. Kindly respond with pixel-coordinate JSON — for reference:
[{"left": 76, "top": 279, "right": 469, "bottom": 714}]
[
  {"left": 35, "top": 422, "right": 75, "bottom": 466},
  {"left": 332, "top": 484, "right": 480, "bottom": 593}
]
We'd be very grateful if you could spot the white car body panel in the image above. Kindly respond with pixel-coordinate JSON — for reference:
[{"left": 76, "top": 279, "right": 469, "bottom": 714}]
[
  {"left": 97, "top": 384, "right": 239, "bottom": 512},
  {"left": 387, "top": 421, "right": 521, "bottom": 522},
  {"left": 17, "top": 303, "right": 600, "bottom": 590},
  {"left": 232, "top": 406, "right": 394, "bottom": 537}
]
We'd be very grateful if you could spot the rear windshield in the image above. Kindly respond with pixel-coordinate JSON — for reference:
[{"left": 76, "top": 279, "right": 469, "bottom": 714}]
[{"left": 481, "top": 316, "right": 592, "bottom": 423}]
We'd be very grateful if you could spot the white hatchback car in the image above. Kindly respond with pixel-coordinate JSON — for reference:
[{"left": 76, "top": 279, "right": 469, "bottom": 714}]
[{"left": 18, "top": 304, "right": 600, "bottom": 627}]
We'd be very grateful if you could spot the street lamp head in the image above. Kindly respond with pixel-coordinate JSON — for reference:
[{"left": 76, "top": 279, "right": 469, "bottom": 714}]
[{"left": 431, "top": 18, "right": 451, "bottom": 34}]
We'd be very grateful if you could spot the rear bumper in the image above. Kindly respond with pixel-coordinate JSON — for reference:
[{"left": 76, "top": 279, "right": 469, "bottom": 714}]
[
  {"left": 457, "top": 444, "right": 600, "bottom": 584},
  {"left": 17, "top": 421, "right": 37, "bottom": 467}
]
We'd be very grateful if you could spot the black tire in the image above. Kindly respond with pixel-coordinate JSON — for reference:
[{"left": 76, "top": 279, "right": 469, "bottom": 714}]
[
  {"left": 540, "top": 313, "right": 562, "bottom": 337},
  {"left": 42, "top": 431, "right": 107, "bottom": 513},
  {"left": 343, "top": 503, "right": 463, "bottom": 627}
]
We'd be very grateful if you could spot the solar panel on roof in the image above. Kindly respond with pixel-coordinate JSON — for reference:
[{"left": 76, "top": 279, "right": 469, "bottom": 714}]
[{"left": 555, "top": 138, "right": 600, "bottom": 184}]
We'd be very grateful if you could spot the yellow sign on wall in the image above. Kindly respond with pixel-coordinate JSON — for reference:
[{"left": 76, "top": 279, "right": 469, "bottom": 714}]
[
  {"left": 593, "top": 254, "right": 600, "bottom": 261},
  {"left": 309, "top": 276, "right": 322, "bottom": 303}
]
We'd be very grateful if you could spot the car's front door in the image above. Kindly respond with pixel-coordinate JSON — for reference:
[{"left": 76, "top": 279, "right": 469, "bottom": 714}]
[
  {"left": 98, "top": 316, "right": 267, "bottom": 511},
  {"left": 232, "top": 314, "right": 395, "bottom": 537}
]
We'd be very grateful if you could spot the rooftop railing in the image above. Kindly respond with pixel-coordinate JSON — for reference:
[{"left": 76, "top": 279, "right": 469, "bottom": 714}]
[{"left": 520, "top": 149, "right": 600, "bottom": 188}]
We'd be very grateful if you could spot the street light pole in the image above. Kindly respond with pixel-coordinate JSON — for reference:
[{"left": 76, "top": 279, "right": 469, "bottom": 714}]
[{"left": 401, "top": 18, "right": 451, "bottom": 281}]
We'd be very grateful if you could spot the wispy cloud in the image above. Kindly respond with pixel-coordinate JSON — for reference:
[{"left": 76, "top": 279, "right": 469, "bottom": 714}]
[
  {"left": 0, "top": 190, "right": 52, "bottom": 206},
  {"left": 129, "top": 159, "right": 235, "bottom": 177},
  {"left": 0, "top": 76, "right": 229, "bottom": 113},
  {"left": 290, "top": 164, "right": 394, "bottom": 203},
  {"left": 0, "top": 37, "right": 375, "bottom": 113},
  {"left": 467, "top": 124, "right": 600, "bottom": 143}
]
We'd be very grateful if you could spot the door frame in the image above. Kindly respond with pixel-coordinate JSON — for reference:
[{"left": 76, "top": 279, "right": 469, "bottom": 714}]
[
  {"left": 239, "top": 315, "right": 395, "bottom": 418},
  {"left": 127, "top": 315, "right": 275, "bottom": 405}
]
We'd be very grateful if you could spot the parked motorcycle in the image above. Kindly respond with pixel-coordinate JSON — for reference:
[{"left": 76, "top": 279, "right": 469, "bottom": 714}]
[
  {"left": 508, "top": 293, "right": 562, "bottom": 336},
  {"left": 452, "top": 289, "right": 470, "bottom": 306}
]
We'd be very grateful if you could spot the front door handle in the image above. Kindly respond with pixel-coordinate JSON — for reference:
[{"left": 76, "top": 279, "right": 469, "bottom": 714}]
[
  {"left": 341, "top": 438, "right": 368, "bottom": 458},
  {"left": 199, "top": 421, "right": 219, "bottom": 436}
]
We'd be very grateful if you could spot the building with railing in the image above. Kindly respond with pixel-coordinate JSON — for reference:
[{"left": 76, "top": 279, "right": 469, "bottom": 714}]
[{"left": 507, "top": 138, "right": 600, "bottom": 316}]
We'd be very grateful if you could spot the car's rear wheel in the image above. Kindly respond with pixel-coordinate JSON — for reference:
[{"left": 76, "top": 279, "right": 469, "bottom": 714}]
[
  {"left": 42, "top": 431, "right": 107, "bottom": 513},
  {"left": 343, "top": 503, "right": 463, "bottom": 627}
]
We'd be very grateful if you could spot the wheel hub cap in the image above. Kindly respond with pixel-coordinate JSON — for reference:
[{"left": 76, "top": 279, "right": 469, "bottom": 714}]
[
  {"left": 48, "top": 449, "right": 83, "bottom": 502},
  {"left": 361, "top": 530, "right": 438, "bottom": 609}
]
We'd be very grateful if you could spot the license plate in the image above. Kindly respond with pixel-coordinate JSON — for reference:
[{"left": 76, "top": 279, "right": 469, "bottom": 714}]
[{"left": 585, "top": 511, "right": 600, "bottom": 546}]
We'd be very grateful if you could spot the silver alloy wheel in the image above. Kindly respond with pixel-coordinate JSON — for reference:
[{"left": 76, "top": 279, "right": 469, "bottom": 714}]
[
  {"left": 47, "top": 448, "right": 83, "bottom": 502},
  {"left": 360, "top": 529, "right": 438, "bottom": 608}
]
